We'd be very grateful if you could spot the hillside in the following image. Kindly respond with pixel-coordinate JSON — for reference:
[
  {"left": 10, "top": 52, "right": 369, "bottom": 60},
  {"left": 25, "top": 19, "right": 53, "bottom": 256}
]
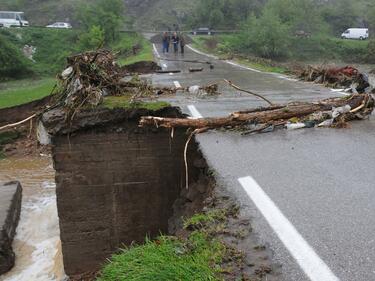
[
  {"left": 124, "top": 0, "right": 198, "bottom": 29},
  {"left": 0, "top": 0, "right": 199, "bottom": 29}
]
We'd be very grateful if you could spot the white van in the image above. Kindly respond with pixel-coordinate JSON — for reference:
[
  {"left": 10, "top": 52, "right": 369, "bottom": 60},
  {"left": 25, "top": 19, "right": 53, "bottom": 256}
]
[
  {"left": 0, "top": 11, "right": 29, "bottom": 27},
  {"left": 341, "top": 28, "right": 369, "bottom": 40}
]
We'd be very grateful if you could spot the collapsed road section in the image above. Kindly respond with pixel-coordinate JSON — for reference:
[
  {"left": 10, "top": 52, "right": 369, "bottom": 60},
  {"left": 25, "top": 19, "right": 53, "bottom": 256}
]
[
  {"left": 41, "top": 106, "right": 211, "bottom": 277},
  {"left": 1, "top": 48, "right": 374, "bottom": 280}
]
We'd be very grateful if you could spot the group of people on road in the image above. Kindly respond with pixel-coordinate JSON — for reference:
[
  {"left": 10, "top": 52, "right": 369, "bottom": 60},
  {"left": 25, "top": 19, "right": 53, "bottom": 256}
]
[{"left": 162, "top": 32, "right": 185, "bottom": 55}]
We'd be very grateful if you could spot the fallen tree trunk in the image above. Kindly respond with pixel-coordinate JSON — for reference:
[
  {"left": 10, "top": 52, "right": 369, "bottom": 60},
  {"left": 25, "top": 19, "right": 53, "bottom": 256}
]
[{"left": 140, "top": 94, "right": 373, "bottom": 129}]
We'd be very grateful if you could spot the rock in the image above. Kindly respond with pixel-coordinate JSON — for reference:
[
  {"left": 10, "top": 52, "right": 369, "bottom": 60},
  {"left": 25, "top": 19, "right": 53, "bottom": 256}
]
[{"left": 0, "top": 181, "right": 22, "bottom": 275}]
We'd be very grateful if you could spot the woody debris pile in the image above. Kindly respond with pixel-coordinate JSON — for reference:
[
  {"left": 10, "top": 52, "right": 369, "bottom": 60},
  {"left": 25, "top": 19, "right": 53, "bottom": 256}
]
[
  {"left": 140, "top": 94, "right": 374, "bottom": 134},
  {"left": 297, "top": 65, "right": 373, "bottom": 94}
]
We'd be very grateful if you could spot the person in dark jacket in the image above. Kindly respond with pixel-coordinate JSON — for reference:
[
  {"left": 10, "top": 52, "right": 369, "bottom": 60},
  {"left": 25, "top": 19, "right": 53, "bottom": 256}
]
[
  {"left": 162, "top": 32, "right": 169, "bottom": 54},
  {"left": 171, "top": 32, "right": 179, "bottom": 53},
  {"left": 180, "top": 33, "right": 185, "bottom": 54}
]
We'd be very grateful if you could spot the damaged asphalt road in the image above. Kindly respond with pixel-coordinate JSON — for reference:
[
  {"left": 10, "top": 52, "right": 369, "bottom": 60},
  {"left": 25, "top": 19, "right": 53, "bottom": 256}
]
[{"left": 150, "top": 42, "right": 375, "bottom": 281}]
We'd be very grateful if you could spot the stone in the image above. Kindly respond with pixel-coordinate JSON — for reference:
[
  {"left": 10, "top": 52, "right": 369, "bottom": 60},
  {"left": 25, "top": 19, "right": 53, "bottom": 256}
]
[{"left": 0, "top": 181, "right": 22, "bottom": 275}]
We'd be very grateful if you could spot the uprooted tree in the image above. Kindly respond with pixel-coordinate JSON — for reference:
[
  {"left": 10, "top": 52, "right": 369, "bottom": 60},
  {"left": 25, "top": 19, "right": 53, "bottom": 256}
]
[{"left": 140, "top": 94, "right": 374, "bottom": 132}]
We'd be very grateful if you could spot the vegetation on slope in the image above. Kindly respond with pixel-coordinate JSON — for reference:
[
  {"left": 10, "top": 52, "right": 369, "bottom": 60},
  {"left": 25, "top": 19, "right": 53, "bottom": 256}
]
[
  {"left": 0, "top": 78, "right": 55, "bottom": 109},
  {"left": 190, "top": 0, "right": 375, "bottom": 63},
  {"left": 0, "top": 0, "right": 155, "bottom": 108},
  {"left": 98, "top": 207, "right": 243, "bottom": 281}
]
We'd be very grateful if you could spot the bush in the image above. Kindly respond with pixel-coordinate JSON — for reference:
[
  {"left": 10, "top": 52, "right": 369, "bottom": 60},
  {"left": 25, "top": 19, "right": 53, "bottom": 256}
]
[
  {"left": 238, "top": 10, "right": 290, "bottom": 60},
  {"left": 111, "top": 33, "right": 143, "bottom": 56},
  {"left": 79, "top": 25, "right": 105, "bottom": 50},
  {"left": 1, "top": 28, "right": 80, "bottom": 76},
  {"left": 0, "top": 34, "right": 33, "bottom": 80},
  {"left": 366, "top": 40, "right": 375, "bottom": 63}
]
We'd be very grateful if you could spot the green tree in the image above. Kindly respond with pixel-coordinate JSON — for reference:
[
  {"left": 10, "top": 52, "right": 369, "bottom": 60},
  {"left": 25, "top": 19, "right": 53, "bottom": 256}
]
[
  {"left": 189, "top": 0, "right": 265, "bottom": 29},
  {"left": 79, "top": 25, "right": 105, "bottom": 50},
  {"left": 267, "top": 0, "right": 327, "bottom": 34},
  {"left": 239, "top": 8, "right": 290, "bottom": 59},
  {"left": 76, "top": 0, "right": 124, "bottom": 43},
  {"left": 0, "top": 34, "right": 33, "bottom": 80},
  {"left": 366, "top": 5, "right": 375, "bottom": 38},
  {"left": 209, "top": 9, "right": 225, "bottom": 28},
  {"left": 321, "top": 0, "right": 359, "bottom": 35}
]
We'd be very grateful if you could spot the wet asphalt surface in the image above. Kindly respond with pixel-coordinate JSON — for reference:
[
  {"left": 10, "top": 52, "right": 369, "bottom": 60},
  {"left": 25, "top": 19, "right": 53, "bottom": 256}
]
[{"left": 150, "top": 43, "right": 375, "bottom": 281}]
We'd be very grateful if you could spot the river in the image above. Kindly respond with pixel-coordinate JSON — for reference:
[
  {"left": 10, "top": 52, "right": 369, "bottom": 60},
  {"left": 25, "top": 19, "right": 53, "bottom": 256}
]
[{"left": 0, "top": 156, "right": 65, "bottom": 281}]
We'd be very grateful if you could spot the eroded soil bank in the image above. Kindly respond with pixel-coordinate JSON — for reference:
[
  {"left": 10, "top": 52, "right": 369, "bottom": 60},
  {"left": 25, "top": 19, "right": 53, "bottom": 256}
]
[{"left": 39, "top": 104, "right": 279, "bottom": 280}]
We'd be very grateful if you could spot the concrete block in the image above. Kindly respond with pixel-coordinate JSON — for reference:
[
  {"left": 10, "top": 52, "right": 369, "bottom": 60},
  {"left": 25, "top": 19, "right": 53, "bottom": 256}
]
[{"left": 0, "top": 181, "right": 22, "bottom": 275}]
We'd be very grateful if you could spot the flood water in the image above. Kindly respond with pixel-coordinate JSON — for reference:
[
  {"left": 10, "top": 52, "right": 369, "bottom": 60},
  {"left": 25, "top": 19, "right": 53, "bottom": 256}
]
[{"left": 0, "top": 156, "right": 64, "bottom": 281}]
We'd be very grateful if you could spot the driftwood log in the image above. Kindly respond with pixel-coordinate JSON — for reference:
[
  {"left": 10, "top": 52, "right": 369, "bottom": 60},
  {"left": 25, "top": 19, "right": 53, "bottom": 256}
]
[{"left": 140, "top": 94, "right": 374, "bottom": 129}]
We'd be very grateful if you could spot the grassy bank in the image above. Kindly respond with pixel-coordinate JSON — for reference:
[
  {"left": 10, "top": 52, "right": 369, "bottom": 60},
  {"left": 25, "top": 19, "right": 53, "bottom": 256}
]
[
  {"left": 116, "top": 34, "right": 153, "bottom": 66},
  {"left": 98, "top": 208, "right": 235, "bottom": 281},
  {"left": 1, "top": 28, "right": 153, "bottom": 75},
  {"left": 0, "top": 78, "right": 55, "bottom": 109},
  {"left": 103, "top": 96, "right": 169, "bottom": 111},
  {"left": 191, "top": 35, "right": 288, "bottom": 74},
  {"left": 0, "top": 29, "right": 153, "bottom": 109},
  {"left": 191, "top": 34, "right": 372, "bottom": 73}
]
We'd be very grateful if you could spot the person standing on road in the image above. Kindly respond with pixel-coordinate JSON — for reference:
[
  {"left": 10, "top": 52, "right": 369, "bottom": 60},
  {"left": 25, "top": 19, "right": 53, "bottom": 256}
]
[
  {"left": 180, "top": 33, "right": 185, "bottom": 54},
  {"left": 162, "top": 32, "right": 169, "bottom": 54},
  {"left": 171, "top": 32, "right": 179, "bottom": 54}
]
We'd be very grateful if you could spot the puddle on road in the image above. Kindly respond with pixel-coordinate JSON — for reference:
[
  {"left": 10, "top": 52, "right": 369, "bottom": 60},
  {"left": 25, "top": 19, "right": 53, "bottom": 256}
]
[{"left": 0, "top": 157, "right": 64, "bottom": 281}]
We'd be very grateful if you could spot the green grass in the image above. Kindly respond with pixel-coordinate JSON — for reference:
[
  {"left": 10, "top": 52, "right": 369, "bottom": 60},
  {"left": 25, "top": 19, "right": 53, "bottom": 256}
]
[
  {"left": 233, "top": 58, "right": 288, "bottom": 74},
  {"left": 98, "top": 205, "right": 244, "bottom": 281},
  {"left": 119, "top": 44, "right": 153, "bottom": 65},
  {"left": 1, "top": 28, "right": 153, "bottom": 80},
  {"left": 98, "top": 233, "right": 225, "bottom": 281},
  {"left": 191, "top": 35, "right": 288, "bottom": 74},
  {"left": 0, "top": 78, "right": 55, "bottom": 109},
  {"left": 1, "top": 28, "right": 80, "bottom": 76},
  {"left": 183, "top": 209, "right": 227, "bottom": 230},
  {"left": 103, "top": 96, "right": 170, "bottom": 111},
  {"left": 116, "top": 35, "right": 153, "bottom": 66}
]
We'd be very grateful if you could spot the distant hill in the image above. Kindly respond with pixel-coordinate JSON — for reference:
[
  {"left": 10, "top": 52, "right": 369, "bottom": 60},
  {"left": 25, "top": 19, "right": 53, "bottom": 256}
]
[
  {"left": 0, "top": 0, "right": 85, "bottom": 26},
  {"left": 124, "top": 0, "right": 199, "bottom": 30},
  {"left": 0, "top": 0, "right": 198, "bottom": 29}
]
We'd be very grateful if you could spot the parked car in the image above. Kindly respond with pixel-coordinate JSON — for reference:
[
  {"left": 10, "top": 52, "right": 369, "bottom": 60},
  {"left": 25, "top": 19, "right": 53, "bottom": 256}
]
[
  {"left": 0, "top": 11, "right": 29, "bottom": 27},
  {"left": 341, "top": 28, "right": 369, "bottom": 40},
  {"left": 191, "top": 27, "right": 214, "bottom": 35},
  {"left": 46, "top": 22, "right": 72, "bottom": 29}
]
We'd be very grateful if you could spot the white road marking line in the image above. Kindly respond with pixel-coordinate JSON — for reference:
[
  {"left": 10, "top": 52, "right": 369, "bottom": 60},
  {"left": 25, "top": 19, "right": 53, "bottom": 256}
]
[
  {"left": 152, "top": 43, "right": 160, "bottom": 58},
  {"left": 174, "top": 81, "right": 182, "bottom": 89},
  {"left": 225, "top": 60, "right": 262, "bottom": 73},
  {"left": 187, "top": 43, "right": 349, "bottom": 98},
  {"left": 238, "top": 176, "right": 340, "bottom": 281},
  {"left": 275, "top": 74, "right": 299, "bottom": 82},
  {"left": 186, "top": 45, "right": 218, "bottom": 59},
  {"left": 330, "top": 89, "right": 350, "bottom": 96},
  {"left": 187, "top": 105, "right": 203, "bottom": 119}
]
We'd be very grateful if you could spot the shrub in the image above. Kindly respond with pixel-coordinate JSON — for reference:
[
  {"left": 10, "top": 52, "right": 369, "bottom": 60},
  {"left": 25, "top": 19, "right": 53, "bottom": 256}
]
[
  {"left": 366, "top": 40, "right": 375, "bottom": 63},
  {"left": 79, "top": 25, "right": 105, "bottom": 50},
  {"left": 0, "top": 34, "right": 33, "bottom": 80}
]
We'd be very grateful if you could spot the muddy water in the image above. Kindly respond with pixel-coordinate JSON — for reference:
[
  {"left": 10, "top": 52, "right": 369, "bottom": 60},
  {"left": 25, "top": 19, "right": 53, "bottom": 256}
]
[{"left": 0, "top": 157, "right": 65, "bottom": 281}]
